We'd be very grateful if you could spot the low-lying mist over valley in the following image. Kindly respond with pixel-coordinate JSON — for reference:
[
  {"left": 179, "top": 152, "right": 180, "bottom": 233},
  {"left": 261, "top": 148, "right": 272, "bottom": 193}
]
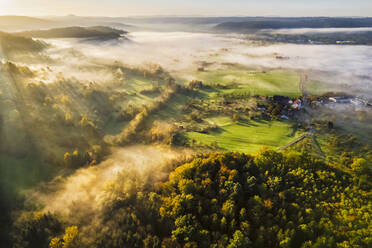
[
  {"left": 0, "top": 13, "right": 371, "bottom": 248},
  {"left": 7, "top": 29, "right": 372, "bottom": 95}
]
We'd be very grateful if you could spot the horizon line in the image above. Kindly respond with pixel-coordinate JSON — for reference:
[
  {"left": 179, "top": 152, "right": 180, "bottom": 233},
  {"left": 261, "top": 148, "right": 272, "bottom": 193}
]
[{"left": 1, "top": 14, "right": 372, "bottom": 19}]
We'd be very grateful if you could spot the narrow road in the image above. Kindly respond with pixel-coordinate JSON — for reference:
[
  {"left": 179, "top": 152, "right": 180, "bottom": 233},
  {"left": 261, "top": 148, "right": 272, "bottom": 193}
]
[
  {"left": 278, "top": 133, "right": 310, "bottom": 151},
  {"left": 300, "top": 72, "right": 308, "bottom": 105},
  {"left": 279, "top": 72, "right": 313, "bottom": 151}
]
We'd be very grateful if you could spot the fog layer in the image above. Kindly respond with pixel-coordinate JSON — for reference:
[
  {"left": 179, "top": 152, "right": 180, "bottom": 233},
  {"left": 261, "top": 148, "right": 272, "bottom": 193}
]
[
  {"left": 32, "top": 145, "right": 191, "bottom": 220},
  {"left": 39, "top": 31, "right": 372, "bottom": 96}
]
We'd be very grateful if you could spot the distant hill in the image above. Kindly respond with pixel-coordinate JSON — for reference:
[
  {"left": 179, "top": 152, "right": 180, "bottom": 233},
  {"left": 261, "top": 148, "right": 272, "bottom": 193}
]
[
  {"left": 50, "top": 16, "right": 372, "bottom": 32},
  {"left": 0, "top": 15, "right": 135, "bottom": 33},
  {"left": 0, "top": 16, "right": 55, "bottom": 32},
  {"left": 42, "top": 16, "right": 138, "bottom": 31},
  {"left": 102, "top": 22, "right": 136, "bottom": 31},
  {"left": 214, "top": 17, "right": 372, "bottom": 32},
  {"left": 0, "top": 31, "right": 47, "bottom": 56},
  {"left": 15, "top": 26, "right": 128, "bottom": 39},
  {"left": 259, "top": 31, "right": 372, "bottom": 45}
]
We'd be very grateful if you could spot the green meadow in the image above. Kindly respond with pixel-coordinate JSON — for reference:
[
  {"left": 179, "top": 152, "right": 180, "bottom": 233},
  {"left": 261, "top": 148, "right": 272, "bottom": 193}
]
[
  {"left": 195, "top": 69, "right": 301, "bottom": 97},
  {"left": 186, "top": 117, "right": 302, "bottom": 154},
  {"left": 306, "top": 80, "right": 331, "bottom": 95}
]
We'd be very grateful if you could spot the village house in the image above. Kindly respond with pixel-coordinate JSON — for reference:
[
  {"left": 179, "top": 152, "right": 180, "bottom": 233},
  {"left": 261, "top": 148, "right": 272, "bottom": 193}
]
[{"left": 329, "top": 96, "right": 351, "bottom": 104}]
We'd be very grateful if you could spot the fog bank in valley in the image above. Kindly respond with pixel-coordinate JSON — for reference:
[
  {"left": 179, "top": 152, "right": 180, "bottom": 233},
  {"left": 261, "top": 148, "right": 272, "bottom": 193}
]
[
  {"left": 40, "top": 31, "right": 372, "bottom": 96},
  {"left": 31, "top": 145, "right": 192, "bottom": 222}
]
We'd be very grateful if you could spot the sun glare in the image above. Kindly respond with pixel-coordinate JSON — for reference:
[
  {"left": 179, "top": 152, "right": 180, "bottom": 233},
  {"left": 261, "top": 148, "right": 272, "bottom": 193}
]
[{"left": 0, "top": 0, "right": 11, "bottom": 15}]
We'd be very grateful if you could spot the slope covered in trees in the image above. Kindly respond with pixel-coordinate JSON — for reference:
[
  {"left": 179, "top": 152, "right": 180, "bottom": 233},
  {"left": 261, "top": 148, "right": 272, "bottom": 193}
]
[
  {"left": 13, "top": 150, "right": 371, "bottom": 248},
  {"left": 160, "top": 151, "right": 371, "bottom": 248}
]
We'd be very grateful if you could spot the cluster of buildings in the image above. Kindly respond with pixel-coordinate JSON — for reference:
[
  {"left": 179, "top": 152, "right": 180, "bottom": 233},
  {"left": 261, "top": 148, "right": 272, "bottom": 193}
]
[
  {"left": 261, "top": 94, "right": 371, "bottom": 121},
  {"left": 270, "top": 96, "right": 304, "bottom": 120},
  {"left": 289, "top": 99, "right": 303, "bottom": 109}
]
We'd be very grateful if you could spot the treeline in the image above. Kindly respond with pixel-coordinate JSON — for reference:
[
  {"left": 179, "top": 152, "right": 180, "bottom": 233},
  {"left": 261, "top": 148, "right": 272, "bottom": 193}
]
[
  {"left": 214, "top": 17, "right": 372, "bottom": 32},
  {"left": 12, "top": 150, "right": 371, "bottom": 248},
  {"left": 110, "top": 80, "right": 186, "bottom": 145},
  {"left": 263, "top": 31, "right": 372, "bottom": 46},
  {"left": 15, "top": 26, "right": 127, "bottom": 39}
]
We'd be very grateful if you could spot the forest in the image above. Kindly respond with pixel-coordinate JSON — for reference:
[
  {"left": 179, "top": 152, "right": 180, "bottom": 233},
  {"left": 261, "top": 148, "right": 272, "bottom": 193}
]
[{"left": 11, "top": 151, "right": 371, "bottom": 248}]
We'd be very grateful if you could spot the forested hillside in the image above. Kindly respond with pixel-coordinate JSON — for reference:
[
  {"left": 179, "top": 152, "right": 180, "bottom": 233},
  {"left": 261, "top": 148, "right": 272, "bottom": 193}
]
[{"left": 12, "top": 151, "right": 371, "bottom": 248}]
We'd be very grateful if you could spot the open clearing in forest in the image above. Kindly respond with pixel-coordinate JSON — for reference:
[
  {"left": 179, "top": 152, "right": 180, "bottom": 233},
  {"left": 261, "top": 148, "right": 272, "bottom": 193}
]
[{"left": 186, "top": 117, "right": 302, "bottom": 154}]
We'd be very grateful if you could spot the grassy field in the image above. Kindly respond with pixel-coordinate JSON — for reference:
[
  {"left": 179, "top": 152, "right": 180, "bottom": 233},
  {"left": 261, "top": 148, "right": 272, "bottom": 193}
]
[
  {"left": 196, "top": 69, "right": 301, "bottom": 98},
  {"left": 149, "top": 93, "right": 190, "bottom": 121},
  {"left": 186, "top": 117, "right": 301, "bottom": 154},
  {"left": 306, "top": 80, "right": 331, "bottom": 96}
]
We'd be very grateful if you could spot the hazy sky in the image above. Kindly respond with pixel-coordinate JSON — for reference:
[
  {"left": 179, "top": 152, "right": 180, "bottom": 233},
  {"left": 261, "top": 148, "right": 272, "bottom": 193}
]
[{"left": 0, "top": 0, "right": 371, "bottom": 17}]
